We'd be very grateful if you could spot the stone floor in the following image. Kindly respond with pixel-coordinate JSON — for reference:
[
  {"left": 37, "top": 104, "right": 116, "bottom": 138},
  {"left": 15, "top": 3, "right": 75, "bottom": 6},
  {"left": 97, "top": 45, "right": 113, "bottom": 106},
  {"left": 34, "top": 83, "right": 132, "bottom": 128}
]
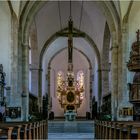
[
  {"left": 48, "top": 133, "right": 94, "bottom": 140},
  {"left": 48, "top": 120, "right": 94, "bottom": 140}
]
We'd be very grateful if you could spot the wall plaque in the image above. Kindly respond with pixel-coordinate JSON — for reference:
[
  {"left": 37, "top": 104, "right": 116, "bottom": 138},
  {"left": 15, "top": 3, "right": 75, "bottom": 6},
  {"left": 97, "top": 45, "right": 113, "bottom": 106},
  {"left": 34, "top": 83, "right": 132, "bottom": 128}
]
[{"left": 6, "top": 107, "right": 21, "bottom": 118}]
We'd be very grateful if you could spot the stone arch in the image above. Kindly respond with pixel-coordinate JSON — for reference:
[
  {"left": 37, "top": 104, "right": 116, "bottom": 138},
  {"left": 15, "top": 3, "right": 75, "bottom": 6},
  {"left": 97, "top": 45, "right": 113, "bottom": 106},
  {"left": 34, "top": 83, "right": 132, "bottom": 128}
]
[
  {"left": 38, "top": 29, "right": 101, "bottom": 111},
  {"left": 48, "top": 47, "right": 92, "bottom": 71},
  {"left": 47, "top": 47, "right": 93, "bottom": 117},
  {"left": 20, "top": 1, "right": 120, "bottom": 44},
  {"left": 47, "top": 47, "right": 92, "bottom": 96},
  {"left": 19, "top": 1, "right": 120, "bottom": 120},
  {"left": 101, "top": 22, "right": 111, "bottom": 99}
]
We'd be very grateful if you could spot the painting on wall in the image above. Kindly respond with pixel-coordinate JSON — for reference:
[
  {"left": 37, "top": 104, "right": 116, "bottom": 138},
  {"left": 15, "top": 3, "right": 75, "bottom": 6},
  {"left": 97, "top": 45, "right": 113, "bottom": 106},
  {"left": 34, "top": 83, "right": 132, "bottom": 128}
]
[{"left": 5, "top": 107, "right": 21, "bottom": 118}]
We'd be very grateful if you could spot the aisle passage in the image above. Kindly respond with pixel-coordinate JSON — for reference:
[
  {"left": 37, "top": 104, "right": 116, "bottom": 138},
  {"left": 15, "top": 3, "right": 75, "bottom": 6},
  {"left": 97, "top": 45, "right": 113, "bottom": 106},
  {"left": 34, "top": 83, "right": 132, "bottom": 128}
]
[{"left": 48, "top": 120, "right": 94, "bottom": 140}]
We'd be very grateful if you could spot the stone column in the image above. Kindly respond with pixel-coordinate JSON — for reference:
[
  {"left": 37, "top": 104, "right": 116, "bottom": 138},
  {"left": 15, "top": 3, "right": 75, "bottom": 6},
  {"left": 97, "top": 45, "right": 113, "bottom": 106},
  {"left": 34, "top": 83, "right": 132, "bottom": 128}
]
[
  {"left": 102, "top": 69, "right": 110, "bottom": 96},
  {"left": 117, "top": 22, "right": 133, "bottom": 121},
  {"left": 47, "top": 66, "right": 51, "bottom": 113},
  {"left": 102, "top": 22, "right": 110, "bottom": 97},
  {"left": 89, "top": 67, "right": 92, "bottom": 118},
  {"left": 38, "top": 68, "right": 43, "bottom": 113},
  {"left": 111, "top": 32, "right": 118, "bottom": 121},
  {"left": 6, "top": 12, "right": 23, "bottom": 122},
  {"left": 97, "top": 69, "right": 102, "bottom": 113},
  {"left": 21, "top": 43, "right": 29, "bottom": 121},
  {"left": 10, "top": 12, "right": 19, "bottom": 98}
]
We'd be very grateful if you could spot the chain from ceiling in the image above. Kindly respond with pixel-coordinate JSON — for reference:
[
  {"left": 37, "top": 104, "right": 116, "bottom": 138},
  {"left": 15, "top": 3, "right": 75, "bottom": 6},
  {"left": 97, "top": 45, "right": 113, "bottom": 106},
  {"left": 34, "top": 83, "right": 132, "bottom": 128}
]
[
  {"left": 57, "top": 1, "right": 84, "bottom": 32},
  {"left": 58, "top": 1, "right": 62, "bottom": 30}
]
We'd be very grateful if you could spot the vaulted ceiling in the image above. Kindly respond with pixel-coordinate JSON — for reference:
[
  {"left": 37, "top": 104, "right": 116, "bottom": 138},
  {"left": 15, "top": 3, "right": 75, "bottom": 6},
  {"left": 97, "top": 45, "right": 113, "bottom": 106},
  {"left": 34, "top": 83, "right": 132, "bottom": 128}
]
[
  {"left": 35, "top": 1, "right": 106, "bottom": 52},
  {"left": 6, "top": 1, "right": 133, "bottom": 71},
  {"left": 31, "top": 1, "right": 109, "bottom": 71}
]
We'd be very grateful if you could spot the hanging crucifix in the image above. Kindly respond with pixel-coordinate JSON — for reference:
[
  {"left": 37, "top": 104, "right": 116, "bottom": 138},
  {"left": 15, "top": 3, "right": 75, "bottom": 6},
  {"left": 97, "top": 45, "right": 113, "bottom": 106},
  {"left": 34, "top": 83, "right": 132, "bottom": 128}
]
[
  {"left": 68, "top": 17, "right": 73, "bottom": 64},
  {"left": 56, "top": 1, "right": 85, "bottom": 71}
]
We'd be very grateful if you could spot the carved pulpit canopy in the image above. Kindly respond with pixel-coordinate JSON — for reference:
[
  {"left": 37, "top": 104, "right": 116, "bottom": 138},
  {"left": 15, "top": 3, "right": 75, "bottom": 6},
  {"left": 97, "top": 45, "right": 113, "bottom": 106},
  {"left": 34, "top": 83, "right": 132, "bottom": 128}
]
[{"left": 127, "top": 30, "right": 140, "bottom": 110}]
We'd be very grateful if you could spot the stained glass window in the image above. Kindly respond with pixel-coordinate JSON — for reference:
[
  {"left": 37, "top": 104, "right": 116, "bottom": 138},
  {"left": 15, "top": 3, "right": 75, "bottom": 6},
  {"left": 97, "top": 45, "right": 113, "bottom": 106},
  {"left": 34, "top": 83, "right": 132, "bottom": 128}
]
[
  {"left": 57, "top": 71, "right": 64, "bottom": 99},
  {"left": 77, "top": 70, "right": 85, "bottom": 100}
]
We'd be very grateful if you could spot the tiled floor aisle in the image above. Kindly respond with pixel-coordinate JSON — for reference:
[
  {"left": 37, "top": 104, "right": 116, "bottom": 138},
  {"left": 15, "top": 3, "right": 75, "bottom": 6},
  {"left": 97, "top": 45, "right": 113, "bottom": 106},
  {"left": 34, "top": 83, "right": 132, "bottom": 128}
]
[
  {"left": 48, "top": 133, "right": 94, "bottom": 140},
  {"left": 48, "top": 120, "right": 94, "bottom": 140}
]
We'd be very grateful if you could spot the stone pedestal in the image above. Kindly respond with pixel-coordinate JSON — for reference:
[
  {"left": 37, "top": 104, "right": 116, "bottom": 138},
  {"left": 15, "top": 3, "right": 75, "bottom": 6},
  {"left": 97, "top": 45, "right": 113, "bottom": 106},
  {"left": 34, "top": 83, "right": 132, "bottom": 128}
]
[{"left": 64, "top": 110, "right": 77, "bottom": 121}]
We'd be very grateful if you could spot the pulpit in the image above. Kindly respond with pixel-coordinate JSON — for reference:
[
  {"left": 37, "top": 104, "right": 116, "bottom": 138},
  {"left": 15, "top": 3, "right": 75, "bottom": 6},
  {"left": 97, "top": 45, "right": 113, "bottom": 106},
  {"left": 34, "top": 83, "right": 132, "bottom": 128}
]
[{"left": 127, "top": 29, "right": 140, "bottom": 120}]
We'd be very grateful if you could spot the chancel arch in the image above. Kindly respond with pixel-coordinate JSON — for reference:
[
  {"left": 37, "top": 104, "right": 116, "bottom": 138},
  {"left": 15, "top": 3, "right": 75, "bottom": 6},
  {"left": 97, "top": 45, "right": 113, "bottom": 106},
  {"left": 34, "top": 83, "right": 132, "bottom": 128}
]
[
  {"left": 2, "top": 1, "right": 140, "bottom": 140},
  {"left": 18, "top": 1, "right": 120, "bottom": 121},
  {"left": 39, "top": 30, "right": 101, "bottom": 115},
  {"left": 47, "top": 47, "right": 92, "bottom": 118}
]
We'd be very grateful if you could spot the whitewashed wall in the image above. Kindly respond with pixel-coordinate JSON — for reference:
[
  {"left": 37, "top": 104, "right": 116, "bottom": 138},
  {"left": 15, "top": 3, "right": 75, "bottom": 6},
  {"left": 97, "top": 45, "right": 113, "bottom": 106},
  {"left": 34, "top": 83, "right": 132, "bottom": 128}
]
[{"left": 0, "top": 2, "right": 11, "bottom": 87}]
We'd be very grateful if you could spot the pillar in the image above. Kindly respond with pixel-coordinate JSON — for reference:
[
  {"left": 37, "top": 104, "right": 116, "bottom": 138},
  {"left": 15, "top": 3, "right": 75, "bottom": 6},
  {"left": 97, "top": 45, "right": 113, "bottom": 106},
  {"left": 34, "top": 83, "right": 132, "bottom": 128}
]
[
  {"left": 102, "top": 22, "right": 110, "bottom": 97},
  {"left": 117, "top": 21, "right": 133, "bottom": 121},
  {"left": 6, "top": 11, "right": 23, "bottom": 122},
  {"left": 21, "top": 43, "right": 29, "bottom": 121},
  {"left": 47, "top": 66, "right": 51, "bottom": 113},
  {"left": 97, "top": 69, "right": 102, "bottom": 114},
  {"left": 111, "top": 32, "right": 118, "bottom": 121},
  {"left": 101, "top": 69, "right": 110, "bottom": 96},
  {"left": 38, "top": 68, "right": 43, "bottom": 112},
  {"left": 89, "top": 67, "right": 92, "bottom": 118}
]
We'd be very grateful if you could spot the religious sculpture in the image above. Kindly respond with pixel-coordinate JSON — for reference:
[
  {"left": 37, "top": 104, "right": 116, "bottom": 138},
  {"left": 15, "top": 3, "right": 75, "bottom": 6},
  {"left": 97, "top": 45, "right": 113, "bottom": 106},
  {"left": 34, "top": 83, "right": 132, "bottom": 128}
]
[{"left": 127, "top": 29, "right": 140, "bottom": 120}]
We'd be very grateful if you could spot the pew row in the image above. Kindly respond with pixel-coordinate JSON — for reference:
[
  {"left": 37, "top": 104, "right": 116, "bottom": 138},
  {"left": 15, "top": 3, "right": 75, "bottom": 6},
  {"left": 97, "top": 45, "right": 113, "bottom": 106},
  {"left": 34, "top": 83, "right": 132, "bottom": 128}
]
[
  {"left": 0, "top": 120, "right": 47, "bottom": 140},
  {"left": 95, "top": 120, "right": 140, "bottom": 139}
]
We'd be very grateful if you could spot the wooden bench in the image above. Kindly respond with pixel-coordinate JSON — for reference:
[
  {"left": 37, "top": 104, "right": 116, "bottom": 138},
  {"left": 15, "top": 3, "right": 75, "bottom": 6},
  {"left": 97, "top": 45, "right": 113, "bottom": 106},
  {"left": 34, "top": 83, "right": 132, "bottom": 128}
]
[
  {"left": 95, "top": 120, "right": 140, "bottom": 139},
  {"left": 0, "top": 120, "right": 47, "bottom": 140}
]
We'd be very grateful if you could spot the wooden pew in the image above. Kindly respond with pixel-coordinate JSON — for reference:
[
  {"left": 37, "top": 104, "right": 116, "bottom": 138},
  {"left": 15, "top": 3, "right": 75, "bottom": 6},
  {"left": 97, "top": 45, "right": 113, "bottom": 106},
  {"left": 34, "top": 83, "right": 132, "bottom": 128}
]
[
  {"left": 0, "top": 120, "right": 47, "bottom": 140},
  {"left": 95, "top": 120, "right": 140, "bottom": 139}
]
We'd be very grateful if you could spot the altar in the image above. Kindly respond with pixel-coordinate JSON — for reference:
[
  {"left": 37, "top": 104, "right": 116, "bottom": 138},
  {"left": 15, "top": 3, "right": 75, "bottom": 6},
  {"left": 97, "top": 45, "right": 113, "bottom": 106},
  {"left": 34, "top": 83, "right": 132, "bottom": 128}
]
[{"left": 64, "top": 110, "right": 77, "bottom": 121}]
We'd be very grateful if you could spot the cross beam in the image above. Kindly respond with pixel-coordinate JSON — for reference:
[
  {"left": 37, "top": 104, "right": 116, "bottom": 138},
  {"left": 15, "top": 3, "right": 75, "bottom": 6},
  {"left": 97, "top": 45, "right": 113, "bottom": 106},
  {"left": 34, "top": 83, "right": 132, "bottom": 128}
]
[
  {"left": 56, "top": 32, "right": 85, "bottom": 38},
  {"left": 56, "top": 18, "right": 85, "bottom": 65}
]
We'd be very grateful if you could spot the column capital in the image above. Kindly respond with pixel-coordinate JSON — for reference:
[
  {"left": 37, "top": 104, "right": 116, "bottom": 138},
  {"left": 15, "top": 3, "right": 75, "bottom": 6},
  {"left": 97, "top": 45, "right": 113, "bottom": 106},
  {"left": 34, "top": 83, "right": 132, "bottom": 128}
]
[
  {"left": 101, "top": 69, "right": 110, "bottom": 72},
  {"left": 22, "top": 43, "right": 30, "bottom": 49},
  {"left": 39, "top": 68, "right": 43, "bottom": 72},
  {"left": 122, "top": 26, "right": 128, "bottom": 34},
  {"left": 48, "top": 66, "right": 51, "bottom": 70},
  {"left": 97, "top": 69, "right": 102, "bottom": 72},
  {"left": 110, "top": 45, "right": 119, "bottom": 51},
  {"left": 30, "top": 68, "right": 43, "bottom": 71},
  {"left": 97, "top": 69, "right": 110, "bottom": 72}
]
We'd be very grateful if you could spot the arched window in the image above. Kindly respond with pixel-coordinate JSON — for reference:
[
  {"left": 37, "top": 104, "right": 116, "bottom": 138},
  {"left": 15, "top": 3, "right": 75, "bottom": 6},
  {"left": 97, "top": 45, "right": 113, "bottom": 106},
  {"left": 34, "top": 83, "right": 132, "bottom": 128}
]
[
  {"left": 57, "top": 71, "right": 64, "bottom": 88},
  {"left": 77, "top": 70, "right": 85, "bottom": 99},
  {"left": 77, "top": 70, "right": 84, "bottom": 88},
  {"left": 57, "top": 71, "right": 64, "bottom": 99}
]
